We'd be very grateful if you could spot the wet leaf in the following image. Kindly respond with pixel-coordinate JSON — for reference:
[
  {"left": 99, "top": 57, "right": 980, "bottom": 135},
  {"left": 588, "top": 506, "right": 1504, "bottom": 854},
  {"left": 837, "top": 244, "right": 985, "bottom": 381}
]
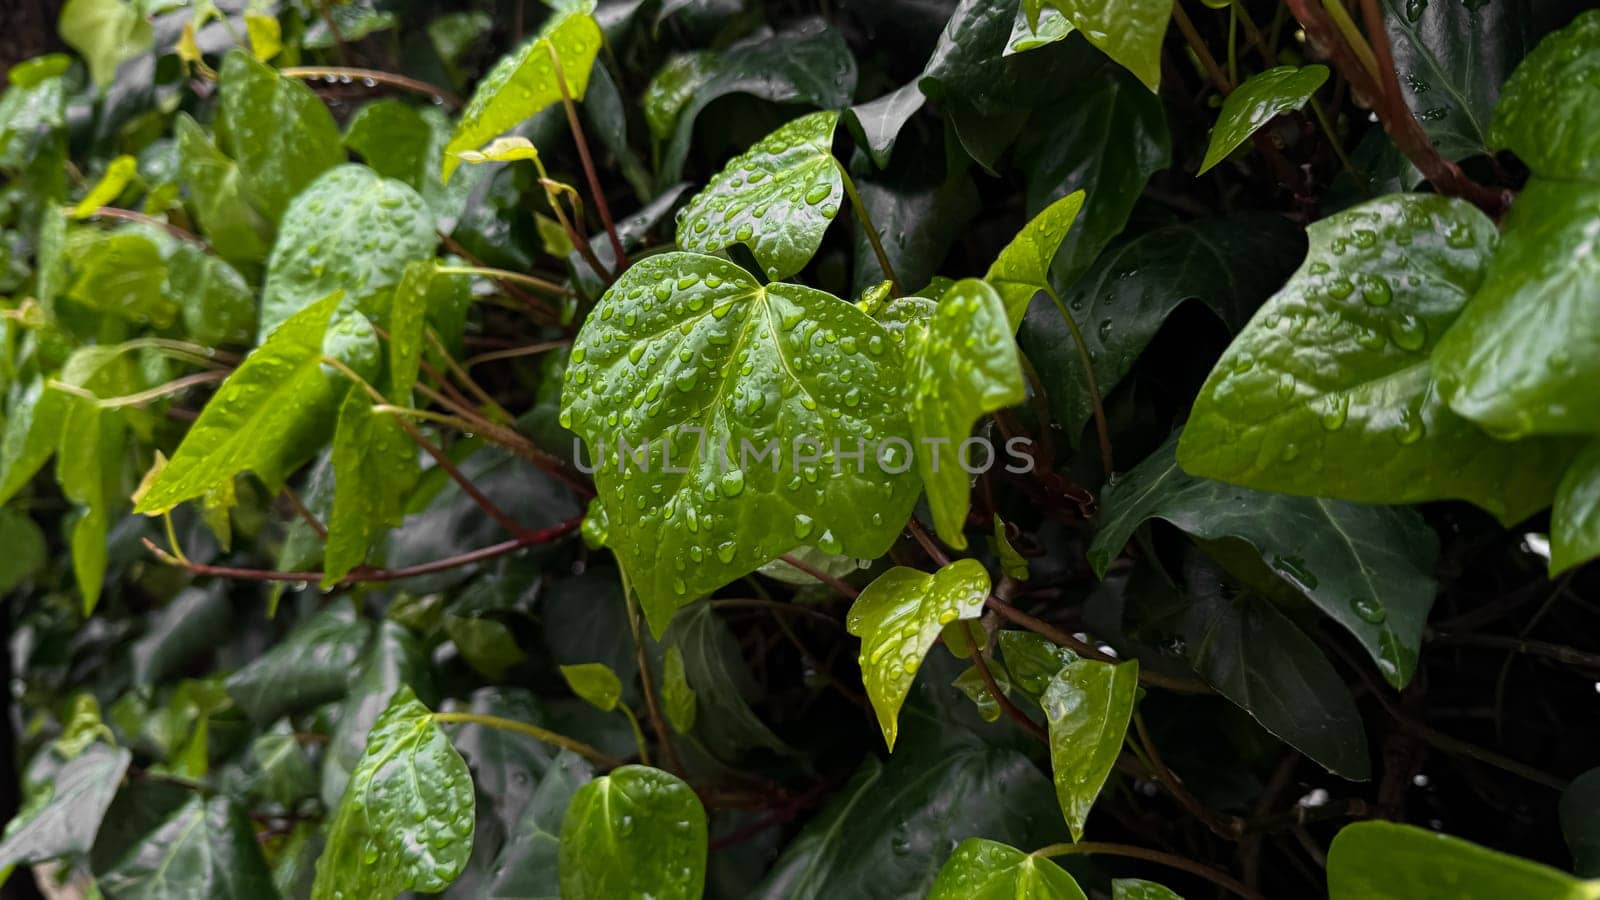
[
  {"left": 1182, "top": 194, "right": 1575, "bottom": 524},
  {"left": 560, "top": 252, "right": 917, "bottom": 634},
  {"left": 1199, "top": 65, "right": 1328, "bottom": 174},
  {"left": 323, "top": 389, "right": 420, "bottom": 585},
  {"left": 59, "top": 0, "right": 152, "bottom": 87},
  {"left": 661, "top": 646, "right": 697, "bottom": 733},
  {"left": 224, "top": 606, "right": 372, "bottom": 723},
  {"left": 985, "top": 190, "right": 1085, "bottom": 329},
  {"left": 97, "top": 795, "right": 274, "bottom": 899},
  {"left": 72, "top": 154, "right": 137, "bottom": 218},
  {"left": 846, "top": 83, "right": 927, "bottom": 168},
  {"left": 675, "top": 111, "right": 843, "bottom": 281},
  {"left": 0, "top": 744, "right": 131, "bottom": 869},
  {"left": 644, "top": 51, "right": 720, "bottom": 145},
  {"left": 907, "top": 279, "right": 1023, "bottom": 548},
  {"left": 1552, "top": 440, "right": 1600, "bottom": 575},
  {"left": 1328, "top": 820, "right": 1598, "bottom": 899},
  {"left": 218, "top": 50, "right": 343, "bottom": 223},
  {"left": 846, "top": 560, "right": 991, "bottom": 749},
  {"left": 558, "top": 765, "right": 708, "bottom": 900},
  {"left": 174, "top": 113, "right": 273, "bottom": 266},
  {"left": 1043, "top": 657, "right": 1137, "bottom": 841},
  {"left": 442, "top": 10, "right": 603, "bottom": 182},
  {"left": 929, "top": 838, "right": 1087, "bottom": 899},
  {"left": 1005, "top": 5, "right": 1074, "bottom": 56},
  {"left": 1040, "top": 0, "right": 1167, "bottom": 90},
  {"left": 560, "top": 663, "right": 623, "bottom": 712},
  {"left": 166, "top": 245, "right": 256, "bottom": 346},
  {"left": 1115, "top": 879, "right": 1185, "bottom": 899},
  {"left": 313, "top": 686, "right": 475, "bottom": 899},
  {"left": 346, "top": 99, "right": 484, "bottom": 230},
  {"left": 1488, "top": 10, "right": 1600, "bottom": 181}
]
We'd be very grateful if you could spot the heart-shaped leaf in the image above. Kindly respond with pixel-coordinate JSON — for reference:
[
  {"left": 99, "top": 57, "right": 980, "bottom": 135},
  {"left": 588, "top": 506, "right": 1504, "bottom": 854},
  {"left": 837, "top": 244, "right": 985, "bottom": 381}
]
[
  {"left": 847, "top": 560, "right": 990, "bottom": 750},
  {"left": 929, "top": 838, "right": 1087, "bottom": 899},
  {"left": 1180, "top": 193, "right": 1575, "bottom": 524},
  {"left": 985, "top": 190, "right": 1085, "bottom": 329},
  {"left": 1552, "top": 440, "right": 1600, "bottom": 575},
  {"left": 1199, "top": 65, "right": 1328, "bottom": 174},
  {"left": 312, "top": 685, "right": 475, "bottom": 899},
  {"left": 560, "top": 252, "right": 918, "bottom": 633},
  {"left": 558, "top": 765, "right": 707, "bottom": 900},
  {"left": 1044, "top": 657, "right": 1138, "bottom": 841},
  {"left": 675, "top": 111, "right": 844, "bottom": 281},
  {"left": 1041, "top": 0, "right": 1168, "bottom": 90},
  {"left": 908, "top": 279, "right": 1024, "bottom": 548}
]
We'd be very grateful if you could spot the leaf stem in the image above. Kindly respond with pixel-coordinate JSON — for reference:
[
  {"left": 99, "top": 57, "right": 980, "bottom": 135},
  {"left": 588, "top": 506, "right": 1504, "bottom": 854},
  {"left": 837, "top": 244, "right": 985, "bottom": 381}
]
[
  {"left": 968, "top": 621, "right": 1048, "bottom": 744},
  {"left": 1041, "top": 283, "right": 1114, "bottom": 479},
  {"left": 1133, "top": 711, "right": 1244, "bottom": 840},
  {"left": 279, "top": 66, "right": 462, "bottom": 108},
  {"left": 985, "top": 593, "right": 1212, "bottom": 695},
  {"left": 618, "top": 705, "right": 653, "bottom": 766},
  {"left": 834, "top": 162, "right": 902, "bottom": 295},
  {"left": 434, "top": 265, "right": 576, "bottom": 298},
  {"left": 545, "top": 44, "right": 628, "bottom": 272},
  {"left": 1030, "top": 841, "right": 1266, "bottom": 900},
  {"left": 81, "top": 207, "right": 206, "bottom": 247},
  {"left": 432, "top": 711, "right": 623, "bottom": 768}
]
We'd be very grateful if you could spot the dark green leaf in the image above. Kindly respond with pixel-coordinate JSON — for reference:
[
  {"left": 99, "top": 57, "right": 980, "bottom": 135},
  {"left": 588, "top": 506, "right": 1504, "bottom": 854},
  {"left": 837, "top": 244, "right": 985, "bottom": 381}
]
[
  {"left": 1552, "top": 440, "right": 1600, "bottom": 574},
  {"left": 321, "top": 622, "right": 435, "bottom": 807},
  {"left": 1562, "top": 768, "right": 1600, "bottom": 877},
  {"left": 224, "top": 606, "right": 371, "bottom": 723},
  {"left": 0, "top": 506, "right": 45, "bottom": 591},
  {"left": 1114, "top": 879, "right": 1184, "bottom": 900},
  {"left": 999, "top": 630, "right": 1077, "bottom": 696},
  {"left": 174, "top": 113, "right": 272, "bottom": 267},
  {"left": 313, "top": 686, "right": 475, "bottom": 899},
  {"left": 345, "top": 99, "right": 485, "bottom": 231},
  {"left": 644, "top": 51, "right": 720, "bottom": 146},
  {"left": 661, "top": 601, "right": 790, "bottom": 760},
  {"left": 1182, "top": 194, "right": 1574, "bottom": 523},
  {"left": 558, "top": 765, "right": 708, "bottom": 900},
  {"left": 97, "top": 796, "right": 274, "bottom": 899},
  {"left": 166, "top": 245, "right": 256, "bottom": 346},
  {"left": 929, "top": 838, "right": 1087, "bottom": 900},
  {"left": 129, "top": 587, "right": 230, "bottom": 687},
  {"left": 470, "top": 751, "right": 592, "bottom": 899},
  {"left": 0, "top": 744, "right": 131, "bottom": 869},
  {"left": 846, "top": 83, "right": 927, "bottom": 169}
]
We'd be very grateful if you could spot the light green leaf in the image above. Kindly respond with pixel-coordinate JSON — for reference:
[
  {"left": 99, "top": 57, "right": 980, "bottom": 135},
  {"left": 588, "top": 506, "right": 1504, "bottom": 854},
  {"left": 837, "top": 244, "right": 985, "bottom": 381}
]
[
  {"left": 998, "top": 630, "right": 1077, "bottom": 697},
  {"left": 442, "top": 10, "right": 603, "bottom": 182},
  {"left": 1098, "top": 432, "right": 1439, "bottom": 688},
  {"left": 65, "top": 229, "right": 177, "bottom": 327},
  {"left": 1488, "top": 10, "right": 1600, "bottom": 182},
  {"left": 1181, "top": 193, "right": 1574, "bottom": 524},
  {"left": 1006, "top": 5, "right": 1074, "bottom": 56},
  {"left": 661, "top": 646, "right": 697, "bottom": 734},
  {"left": 560, "top": 663, "right": 623, "bottom": 712},
  {"left": 321, "top": 623, "right": 436, "bottom": 808},
  {"left": 675, "top": 111, "right": 843, "bottom": 281},
  {"left": 1042, "top": 0, "right": 1168, "bottom": 90},
  {"left": 557, "top": 765, "right": 708, "bottom": 900},
  {"left": 312, "top": 686, "right": 475, "bottom": 900},
  {"left": 1327, "top": 820, "right": 1600, "bottom": 899},
  {"left": 661, "top": 601, "right": 790, "bottom": 759},
  {"left": 559, "top": 252, "right": 918, "bottom": 634},
  {"left": 166, "top": 245, "right": 256, "bottom": 346},
  {"left": 952, "top": 661, "right": 1009, "bottom": 722},
  {"left": 97, "top": 795, "right": 275, "bottom": 899},
  {"left": 992, "top": 517, "right": 1029, "bottom": 580},
  {"left": 985, "top": 189, "right": 1084, "bottom": 329},
  {"left": 218, "top": 50, "right": 343, "bottom": 223},
  {"left": 322, "top": 389, "right": 420, "bottom": 586},
  {"left": 133, "top": 291, "right": 344, "bottom": 514},
  {"left": 846, "top": 560, "right": 990, "bottom": 750},
  {"left": 59, "top": 0, "right": 153, "bottom": 87},
  {"left": 1552, "top": 440, "right": 1600, "bottom": 575},
  {"left": 1115, "top": 879, "right": 1185, "bottom": 900},
  {"left": 0, "top": 508, "right": 45, "bottom": 592},
  {"left": 1433, "top": 179, "right": 1600, "bottom": 438},
  {"left": 1043, "top": 657, "right": 1137, "bottom": 841},
  {"left": 930, "top": 838, "right": 1087, "bottom": 899},
  {"left": 1199, "top": 65, "right": 1328, "bottom": 174},
  {"left": 0, "top": 743, "right": 131, "bottom": 868},
  {"left": 345, "top": 99, "right": 483, "bottom": 229},
  {"left": 261, "top": 164, "right": 438, "bottom": 336},
  {"left": 72, "top": 154, "right": 137, "bottom": 218},
  {"left": 389, "top": 260, "right": 433, "bottom": 403},
  {"left": 908, "top": 279, "right": 1023, "bottom": 548},
  {"left": 644, "top": 51, "right": 720, "bottom": 145},
  {"left": 174, "top": 113, "right": 273, "bottom": 266}
]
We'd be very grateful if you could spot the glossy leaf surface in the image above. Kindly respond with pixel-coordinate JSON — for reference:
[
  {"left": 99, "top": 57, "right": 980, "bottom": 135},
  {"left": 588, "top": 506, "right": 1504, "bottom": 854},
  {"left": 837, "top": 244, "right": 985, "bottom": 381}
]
[
  {"left": 558, "top": 765, "right": 707, "bottom": 900},
  {"left": 218, "top": 50, "right": 343, "bottom": 223},
  {"left": 985, "top": 190, "right": 1084, "bottom": 329},
  {"left": 1041, "top": 0, "right": 1167, "bottom": 90},
  {"left": 1044, "top": 657, "right": 1138, "bottom": 840},
  {"left": 1489, "top": 10, "right": 1600, "bottom": 181},
  {"left": 929, "top": 838, "right": 1087, "bottom": 900},
  {"left": 1327, "top": 821, "right": 1600, "bottom": 899},
  {"left": 1199, "top": 65, "right": 1328, "bottom": 174},
  {"left": 97, "top": 796, "right": 275, "bottom": 899}
]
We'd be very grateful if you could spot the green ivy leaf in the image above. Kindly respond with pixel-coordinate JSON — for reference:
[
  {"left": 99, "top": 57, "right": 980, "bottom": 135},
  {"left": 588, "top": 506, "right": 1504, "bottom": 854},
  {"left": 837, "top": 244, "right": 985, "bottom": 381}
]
[
  {"left": 1181, "top": 194, "right": 1574, "bottom": 524},
  {"left": 65, "top": 229, "right": 177, "bottom": 327},
  {"left": 72, "top": 154, "right": 137, "bottom": 218},
  {"left": 224, "top": 606, "right": 371, "bottom": 723},
  {"left": 1488, "top": 10, "right": 1600, "bottom": 182},
  {"left": 1199, "top": 65, "right": 1328, "bottom": 174},
  {"left": 998, "top": 631, "right": 1076, "bottom": 697},
  {"left": 657, "top": 20, "right": 856, "bottom": 187},
  {"left": 442, "top": 10, "right": 603, "bottom": 182},
  {"left": 345, "top": 99, "right": 484, "bottom": 229},
  {"left": 323, "top": 389, "right": 420, "bottom": 585},
  {"left": 560, "top": 663, "right": 623, "bottom": 712},
  {"left": 0, "top": 743, "right": 131, "bottom": 869},
  {"left": 1383, "top": 0, "right": 1531, "bottom": 162},
  {"left": 1006, "top": 5, "right": 1074, "bottom": 56},
  {"left": 1114, "top": 879, "right": 1184, "bottom": 900},
  {"left": 1433, "top": 179, "right": 1600, "bottom": 438},
  {"left": 846, "top": 560, "right": 990, "bottom": 750},
  {"left": 473, "top": 751, "right": 593, "bottom": 898},
  {"left": 1552, "top": 440, "right": 1600, "bottom": 575},
  {"left": 644, "top": 51, "right": 720, "bottom": 145},
  {"left": 261, "top": 164, "right": 438, "bottom": 336},
  {"left": 1097, "top": 433, "right": 1438, "bottom": 688},
  {"left": 908, "top": 279, "right": 1023, "bottom": 548},
  {"left": 985, "top": 189, "right": 1085, "bottom": 328},
  {"left": 322, "top": 623, "right": 436, "bottom": 807},
  {"left": 952, "top": 660, "right": 1009, "bottom": 722},
  {"left": 929, "top": 838, "right": 1087, "bottom": 899},
  {"left": 133, "top": 291, "right": 344, "bottom": 515},
  {"left": 1041, "top": 0, "right": 1167, "bottom": 90},
  {"left": 0, "top": 377, "right": 68, "bottom": 505},
  {"left": 313, "top": 686, "right": 475, "bottom": 900},
  {"left": 218, "top": 50, "right": 343, "bottom": 223},
  {"left": 1327, "top": 820, "right": 1600, "bottom": 899},
  {"left": 174, "top": 114, "right": 273, "bottom": 267},
  {"left": 1562, "top": 768, "right": 1600, "bottom": 878},
  {"left": 1044, "top": 657, "right": 1137, "bottom": 841},
  {"left": 0, "top": 508, "right": 45, "bottom": 592},
  {"left": 661, "top": 646, "right": 697, "bottom": 733},
  {"left": 557, "top": 765, "right": 708, "bottom": 900},
  {"left": 560, "top": 252, "right": 918, "bottom": 633},
  {"left": 166, "top": 245, "right": 256, "bottom": 346},
  {"left": 58, "top": 0, "right": 153, "bottom": 87},
  {"left": 661, "top": 601, "right": 791, "bottom": 759},
  {"left": 675, "top": 111, "right": 843, "bottom": 281},
  {"left": 96, "top": 795, "right": 275, "bottom": 899}
]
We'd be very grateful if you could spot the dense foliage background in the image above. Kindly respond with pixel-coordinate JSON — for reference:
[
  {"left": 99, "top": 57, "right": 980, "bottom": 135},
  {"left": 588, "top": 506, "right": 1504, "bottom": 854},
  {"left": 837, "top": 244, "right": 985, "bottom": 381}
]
[{"left": 0, "top": 0, "right": 1599, "bottom": 897}]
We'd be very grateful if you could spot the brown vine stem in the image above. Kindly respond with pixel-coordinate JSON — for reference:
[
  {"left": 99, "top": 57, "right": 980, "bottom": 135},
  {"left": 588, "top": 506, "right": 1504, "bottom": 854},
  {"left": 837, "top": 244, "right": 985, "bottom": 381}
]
[
  {"left": 141, "top": 514, "right": 584, "bottom": 584},
  {"left": 1428, "top": 630, "right": 1600, "bottom": 673},
  {"left": 985, "top": 592, "right": 1213, "bottom": 695},
  {"left": 1134, "top": 711, "right": 1245, "bottom": 840},
  {"left": 1032, "top": 842, "right": 1267, "bottom": 900},
  {"left": 968, "top": 621, "right": 1049, "bottom": 744},
  {"left": 437, "top": 232, "right": 563, "bottom": 326},
  {"left": 1286, "top": 0, "right": 1510, "bottom": 216},
  {"left": 84, "top": 207, "right": 205, "bottom": 246},
  {"left": 280, "top": 66, "right": 462, "bottom": 108},
  {"left": 779, "top": 554, "right": 861, "bottom": 598},
  {"left": 546, "top": 44, "right": 628, "bottom": 272},
  {"left": 432, "top": 711, "right": 622, "bottom": 769},
  {"left": 434, "top": 265, "right": 577, "bottom": 299},
  {"left": 281, "top": 486, "right": 327, "bottom": 541}
]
